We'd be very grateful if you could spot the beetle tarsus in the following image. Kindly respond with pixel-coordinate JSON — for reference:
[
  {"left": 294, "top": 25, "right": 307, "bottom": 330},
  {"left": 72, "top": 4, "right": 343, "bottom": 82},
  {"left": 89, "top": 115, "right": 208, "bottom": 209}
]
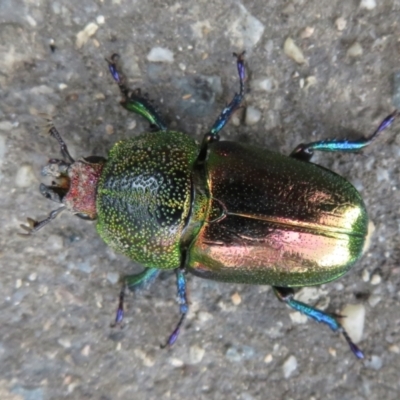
[
  {"left": 19, "top": 206, "right": 65, "bottom": 236},
  {"left": 273, "top": 286, "right": 364, "bottom": 359},
  {"left": 290, "top": 110, "right": 398, "bottom": 161},
  {"left": 161, "top": 313, "right": 186, "bottom": 348},
  {"left": 111, "top": 287, "right": 125, "bottom": 328},
  {"left": 161, "top": 267, "right": 189, "bottom": 348}
]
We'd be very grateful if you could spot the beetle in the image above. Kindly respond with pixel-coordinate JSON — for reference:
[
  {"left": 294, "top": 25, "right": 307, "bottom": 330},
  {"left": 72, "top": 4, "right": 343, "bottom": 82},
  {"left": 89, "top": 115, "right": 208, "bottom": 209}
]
[{"left": 21, "top": 52, "right": 398, "bottom": 359}]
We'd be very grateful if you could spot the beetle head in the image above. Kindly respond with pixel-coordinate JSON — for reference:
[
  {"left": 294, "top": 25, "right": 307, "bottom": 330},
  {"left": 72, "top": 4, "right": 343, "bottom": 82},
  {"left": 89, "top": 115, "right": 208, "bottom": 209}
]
[{"left": 20, "top": 118, "right": 105, "bottom": 235}]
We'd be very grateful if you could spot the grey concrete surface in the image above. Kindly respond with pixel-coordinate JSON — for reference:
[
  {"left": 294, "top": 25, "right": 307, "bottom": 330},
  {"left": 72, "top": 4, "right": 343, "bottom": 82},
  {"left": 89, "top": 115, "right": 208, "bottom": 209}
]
[{"left": 1, "top": 1, "right": 400, "bottom": 399}]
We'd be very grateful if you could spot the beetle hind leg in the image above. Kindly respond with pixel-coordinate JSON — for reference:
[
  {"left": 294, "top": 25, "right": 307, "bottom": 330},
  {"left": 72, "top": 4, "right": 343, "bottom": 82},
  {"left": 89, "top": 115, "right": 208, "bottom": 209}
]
[
  {"left": 111, "top": 268, "right": 160, "bottom": 327},
  {"left": 106, "top": 53, "right": 167, "bottom": 131},
  {"left": 161, "top": 267, "right": 189, "bottom": 348},
  {"left": 273, "top": 286, "right": 364, "bottom": 359},
  {"left": 291, "top": 110, "right": 398, "bottom": 162}
]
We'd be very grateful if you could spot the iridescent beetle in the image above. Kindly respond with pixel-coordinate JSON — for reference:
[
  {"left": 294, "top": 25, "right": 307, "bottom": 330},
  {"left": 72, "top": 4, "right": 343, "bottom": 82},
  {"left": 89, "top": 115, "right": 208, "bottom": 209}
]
[{"left": 21, "top": 53, "right": 398, "bottom": 358}]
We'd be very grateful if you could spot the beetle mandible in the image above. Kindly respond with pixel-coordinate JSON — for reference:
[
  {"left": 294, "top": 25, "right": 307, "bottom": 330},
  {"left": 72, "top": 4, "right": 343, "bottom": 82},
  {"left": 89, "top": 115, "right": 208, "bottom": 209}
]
[{"left": 21, "top": 52, "right": 398, "bottom": 359}]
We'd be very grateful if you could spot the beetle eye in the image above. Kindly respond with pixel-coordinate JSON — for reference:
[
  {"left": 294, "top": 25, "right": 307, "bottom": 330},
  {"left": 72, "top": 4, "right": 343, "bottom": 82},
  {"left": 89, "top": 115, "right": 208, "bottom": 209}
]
[{"left": 75, "top": 213, "right": 96, "bottom": 221}]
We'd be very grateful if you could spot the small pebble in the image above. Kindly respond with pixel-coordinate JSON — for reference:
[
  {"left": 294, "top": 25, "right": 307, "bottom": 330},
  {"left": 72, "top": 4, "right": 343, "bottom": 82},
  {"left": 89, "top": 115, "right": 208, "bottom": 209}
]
[
  {"left": 28, "top": 272, "right": 37, "bottom": 281},
  {"left": 365, "top": 355, "right": 383, "bottom": 370},
  {"left": 304, "top": 76, "right": 317, "bottom": 90},
  {"left": 289, "top": 311, "right": 307, "bottom": 324},
  {"left": 147, "top": 47, "right": 174, "bottom": 63},
  {"left": 58, "top": 83, "right": 68, "bottom": 90},
  {"left": 15, "top": 279, "right": 22, "bottom": 289},
  {"left": 81, "top": 345, "right": 90, "bottom": 356},
  {"left": 300, "top": 26, "right": 314, "bottom": 39},
  {"left": 15, "top": 164, "right": 36, "bottom": 188},
  {"left": 105, "top": 124, "right": 114, "bottom": 135},
  {"left": 389, "top": 344, "right": 400, "bottom": 353},
  {"left": 0, "top": 121, "right": 13, "bottom": 131},
  {"left": 245, "top": 106, "right": 262, "bottom": 126},
  {"left": 328, "top": 348, "right": 337, "bottom": 357},
  {"left": 228, "top": 4, "right": 265, "bottom": 49},
  {"left": 94, "top": 92, "right": 106, "bottom": 100},
  {"left": 341, "top": 304, "right": 365, "bottom": 343},
  {"left": 106, "top": 272, "right": 119, "bottom": 285},
  {"left": 189, "top": 345, "right": 205, "bottom": 364},
  {"left": 58, "top": 338, "right": 71, "bottom": 348},
  {"left": 376, "top": 167, "right": 389, "bottom": 182},
  {"left": 347, "top": 42, "right": 363, "bottom": 58},
  {"left": 169, "top": 358, "right": 184, "bottom": 367},
  {"left": 284, "top": 37, "right": 306, "bottom": 64},
  {"left": 96, "top": 15, "right": 105, "bottom": 25},
  {"left": 335, "top": 17, "right": 347, "bottom": 31},
  {"left": 362, "top": 269, "right": 370, "bottom": 282},
  {"left": 76, "top": 23, "right": 99, "bottom": 49},
  {"left": 370, "top": 274, "right": 381, "bottom": 285},
  {"left": 360, "top": 0, "right": 377, "bottom": 10},
  {"left": 282, "top": 355, "right": 297, "bottom": 378},
  {"left": 127, "top": 120, "right": 137, "bottom": 130},
  {"left": 264, "top": 354, "right": 273, "bottom": 364},
  {"left": 252, "top": 77, "right": 273, "bottom": 92},
  {"left": 368, "top": 295, "right": 381, "bottom": 307},
  {"left": 231, "top": 292, "right": 242, "bottom": 305},
  {"left": 134, "top": 349, "right": 155, "bottom": 367}
]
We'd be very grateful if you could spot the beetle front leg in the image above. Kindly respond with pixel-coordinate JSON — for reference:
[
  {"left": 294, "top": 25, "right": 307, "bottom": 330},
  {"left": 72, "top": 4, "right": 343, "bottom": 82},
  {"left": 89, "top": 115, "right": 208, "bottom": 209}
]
[
  {"left": 161, "top": 267, "right": 189, "bottom": 348},
  {"left": 291, "top": 111, "right": 398, "bottom": 162},
  {"left": 106, "top": 54, "right": 167, "bottom": 131},
  {"left": 112, "top": 267, "right": 160, "bottom": 327},
  {"left": 273, "top": 286, "right": 364, "bottom": 359},
  {"left": 196, "top": 52, "right": 246, "bottom": 164}
]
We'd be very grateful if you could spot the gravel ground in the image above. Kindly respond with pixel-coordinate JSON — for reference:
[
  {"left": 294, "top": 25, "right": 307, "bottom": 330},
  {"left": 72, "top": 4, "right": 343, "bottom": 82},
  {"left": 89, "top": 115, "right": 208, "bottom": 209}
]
[{"left": 1, "top": 1, "right": 400, "bottom": 399}]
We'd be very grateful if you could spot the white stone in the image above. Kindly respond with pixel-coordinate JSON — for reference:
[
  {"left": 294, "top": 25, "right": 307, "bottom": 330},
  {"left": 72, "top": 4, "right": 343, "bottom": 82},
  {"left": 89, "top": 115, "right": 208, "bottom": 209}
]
[
  {"left": 284, "top": 37, "right": 306, "bottom": 64},
  {"left": 368, "top": 295, "right": 381, "bottom": 307},
  {"left": 245, "top": 106, "right": 262, "bottom": 126},
  {"left": 347, "top": 42, "right": 363, "bottom": 58},
  {"left": 15, "top": 164, "right": 36, "bottom": 188},
  {"left": 370, "top": 274, "right": 382, "bottom": 285},
  {"left": 96, "top": 15, "right": 105, "bottom": 25},
  {"left": 289, "top": 311, "right": 308, "bottom": 324},
  {"left": 335, "top": 17, "right": 347, "bottom": 31},
  {"left": 107, "top": 272, "right": 120, "bottom": 285},
  {"left": 76, "top": 23, "right": 99, "bottom": 49},
  {"left": 227, "top": 4, "right": 265, "bottom": 50},
  {"left": 341, "top": 304, "right": 365, "bottom": 343},
  {"left": 147, "top": 47, "right": 174, "bottom": 63},
  {"left": 360, "top": 0, "right": 377, "bottom": 10},
  {"left": 282, "top": 355, "right": 297, "bottom": 378},
  {"left": 189, "top": 345, "right": 205, "bottom": 364},
  {"left": 252, "top": 77, "right": 273, "bottom": 92}
]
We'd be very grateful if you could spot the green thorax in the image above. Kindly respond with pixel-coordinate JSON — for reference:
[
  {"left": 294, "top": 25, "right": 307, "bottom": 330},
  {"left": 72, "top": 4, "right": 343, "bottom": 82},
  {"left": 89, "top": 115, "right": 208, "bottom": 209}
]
[{"left": 96, "top": 131, "right": 199, "bottom": 269}]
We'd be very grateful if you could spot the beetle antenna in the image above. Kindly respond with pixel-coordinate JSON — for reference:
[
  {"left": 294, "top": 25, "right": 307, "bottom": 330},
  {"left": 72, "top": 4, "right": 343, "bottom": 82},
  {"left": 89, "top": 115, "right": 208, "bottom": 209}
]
[
  {"left": 39, "top": 114, "right": 75, "bottom": 163},
  {"left": 19, "top": 206, "right": 65, "bottom": 236}
]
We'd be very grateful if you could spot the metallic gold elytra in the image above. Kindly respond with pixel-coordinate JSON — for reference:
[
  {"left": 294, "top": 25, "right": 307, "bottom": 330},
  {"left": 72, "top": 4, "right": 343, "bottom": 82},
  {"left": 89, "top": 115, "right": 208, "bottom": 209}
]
[{"left": 188, "top": 141, "right": 368, "bottom": 287}]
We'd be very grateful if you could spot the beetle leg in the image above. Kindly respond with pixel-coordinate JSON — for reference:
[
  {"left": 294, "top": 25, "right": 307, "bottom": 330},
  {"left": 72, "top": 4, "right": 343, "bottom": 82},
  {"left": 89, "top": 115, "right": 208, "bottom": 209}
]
[
  {"left": 291, "top": 110, "right": 398, "bottom": 162},
  {"left": 106, "top": 53, "right": 167, "bottom": 131},
  {"left": 273, "top": 286, "right": 364, "bottom": 359},
  {"left": 196, "top": 52, "right": 246, "bottom": 164},
  {"left": 111, "top": 268, "right": 160, "bottom": 327},
  {"left": 19, "top": 206, "right": 65, "bottom": 236},
  {"left": 161, "top": 267, "right": 188, "bottom": 348}
]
